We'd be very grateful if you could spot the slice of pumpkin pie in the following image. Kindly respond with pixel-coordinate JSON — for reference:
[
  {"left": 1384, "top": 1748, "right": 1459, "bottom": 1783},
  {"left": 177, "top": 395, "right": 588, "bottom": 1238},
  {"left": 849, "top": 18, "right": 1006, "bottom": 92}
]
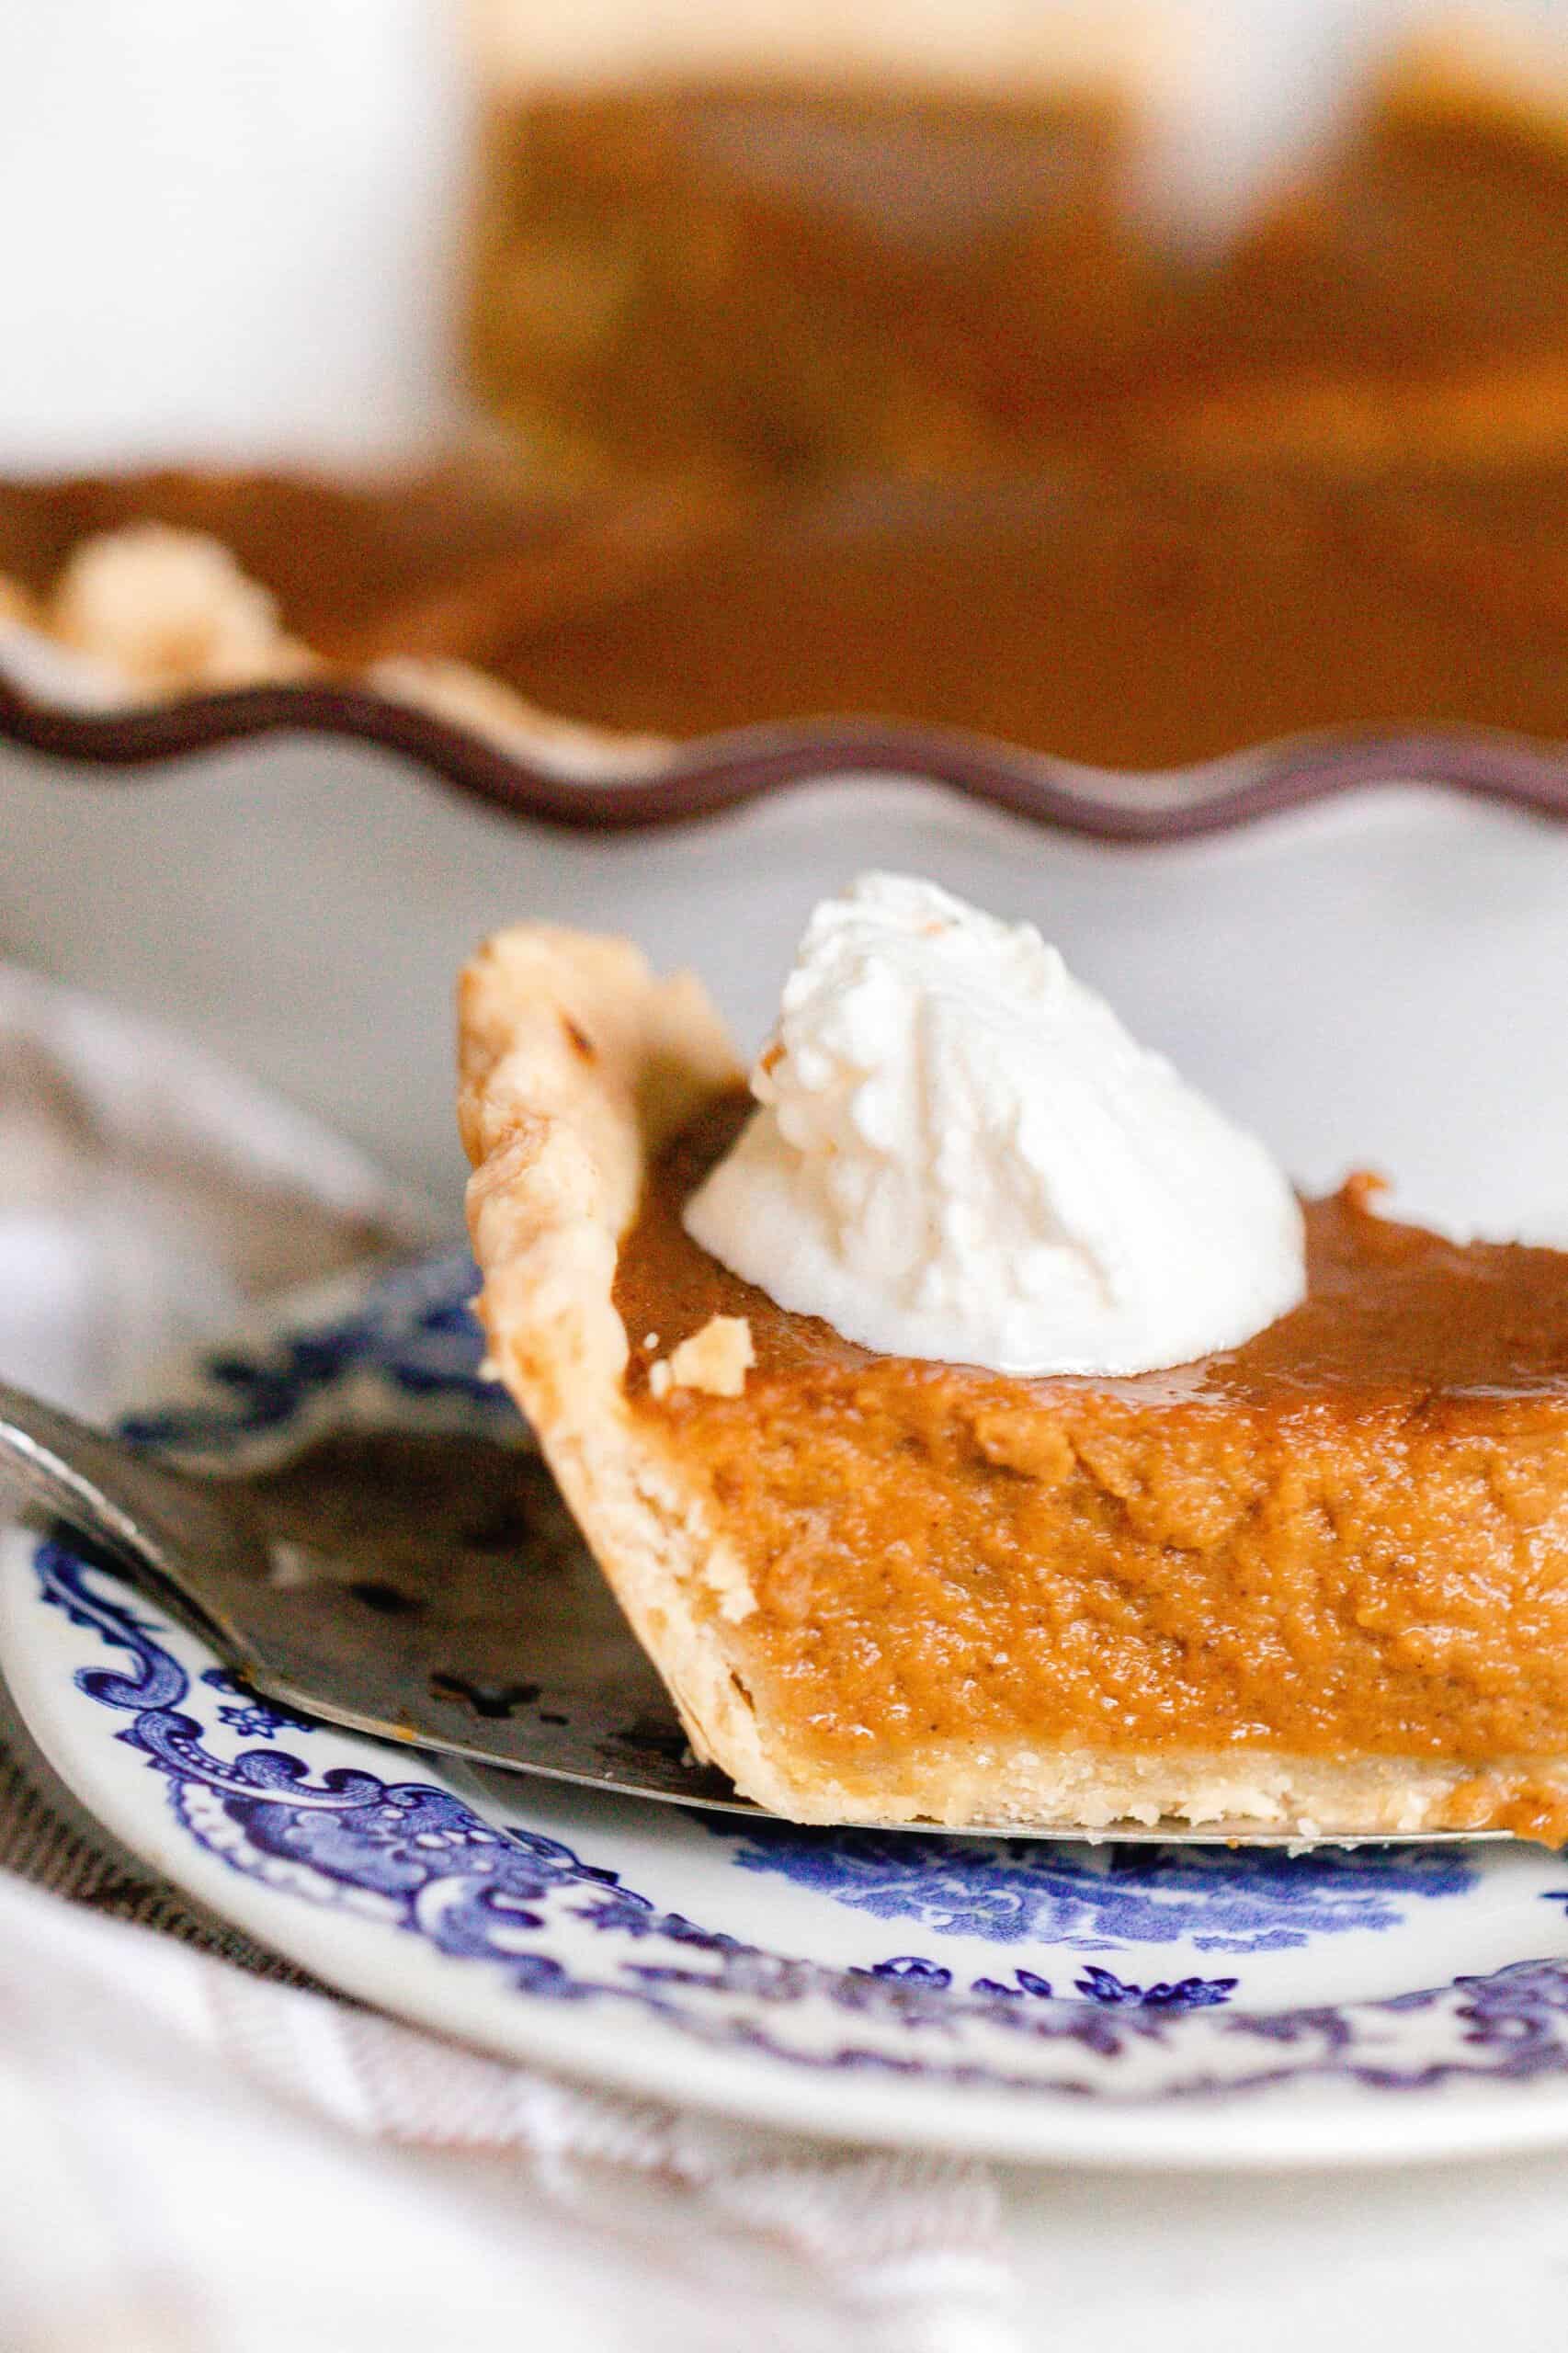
[{"left": 459, "top": 877, "right": 1568, "bottom": 1842}]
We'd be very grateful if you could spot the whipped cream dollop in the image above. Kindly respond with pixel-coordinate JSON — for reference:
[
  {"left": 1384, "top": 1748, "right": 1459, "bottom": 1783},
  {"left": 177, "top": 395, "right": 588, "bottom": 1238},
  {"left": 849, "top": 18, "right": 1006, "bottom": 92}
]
[{"left": 684, "top": 874, "right": 1306, "bottom": 1376}]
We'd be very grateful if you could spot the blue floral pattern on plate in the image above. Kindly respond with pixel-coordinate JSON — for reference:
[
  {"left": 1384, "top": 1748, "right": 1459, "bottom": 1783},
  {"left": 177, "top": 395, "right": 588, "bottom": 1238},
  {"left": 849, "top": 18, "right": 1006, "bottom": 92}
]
[
  {"left": 14, "top": 1245, "right": 1568, "bottom": 2137},
  {"left": 710, "top": 1820, "right": 1477, "bottom": 1954}
]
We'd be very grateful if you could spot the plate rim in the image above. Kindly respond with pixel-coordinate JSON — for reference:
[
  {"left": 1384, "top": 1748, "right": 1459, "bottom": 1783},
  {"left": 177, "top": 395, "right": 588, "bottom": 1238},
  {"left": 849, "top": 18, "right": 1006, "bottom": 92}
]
[
  {"left": 7, "top": 1249, "right": 1568, "bottom": 2167},
  {"left": 10, "top": 1532, "right": 1568, "bottom": 2173}
]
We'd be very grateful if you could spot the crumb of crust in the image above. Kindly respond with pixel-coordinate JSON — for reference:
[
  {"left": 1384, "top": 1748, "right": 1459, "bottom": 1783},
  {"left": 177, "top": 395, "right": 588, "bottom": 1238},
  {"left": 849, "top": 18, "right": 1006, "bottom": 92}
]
[
  {"left": 49, "top": 524, "right": 313, "bottom": 698},
  {"left": 647, "top": 1314, "right": 755, "bottom": 1400}
]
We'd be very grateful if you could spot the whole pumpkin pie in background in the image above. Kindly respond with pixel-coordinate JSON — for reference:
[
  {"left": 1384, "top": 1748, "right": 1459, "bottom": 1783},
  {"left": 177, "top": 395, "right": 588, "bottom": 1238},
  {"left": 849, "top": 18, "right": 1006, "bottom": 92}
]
[
  {"left": 458, "top": 883, "right": 1568, "bottom": 1845},
  {"left": 8, "top": 28, "right": 1568, "bottom": 759}
]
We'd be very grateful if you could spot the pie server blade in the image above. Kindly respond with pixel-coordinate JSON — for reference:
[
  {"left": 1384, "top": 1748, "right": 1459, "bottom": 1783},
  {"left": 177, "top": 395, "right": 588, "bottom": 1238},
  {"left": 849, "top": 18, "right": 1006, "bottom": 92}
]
[{"left": 0, "top": 1381, "right": 1504, "bottom": 1847}]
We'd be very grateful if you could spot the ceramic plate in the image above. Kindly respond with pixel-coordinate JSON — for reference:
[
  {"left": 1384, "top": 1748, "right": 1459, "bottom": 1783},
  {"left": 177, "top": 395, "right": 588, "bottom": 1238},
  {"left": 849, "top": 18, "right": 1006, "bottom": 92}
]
[{"left": 8, "top": 1246, "right": 1568, "bottom": 2170}]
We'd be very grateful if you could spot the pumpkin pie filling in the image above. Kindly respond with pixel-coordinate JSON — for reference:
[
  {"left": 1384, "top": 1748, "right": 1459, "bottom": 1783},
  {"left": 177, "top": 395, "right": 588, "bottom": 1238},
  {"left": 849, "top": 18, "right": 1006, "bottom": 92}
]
[{"left": 613, "top": 1091, "right": 1568, "bottom": 1839}]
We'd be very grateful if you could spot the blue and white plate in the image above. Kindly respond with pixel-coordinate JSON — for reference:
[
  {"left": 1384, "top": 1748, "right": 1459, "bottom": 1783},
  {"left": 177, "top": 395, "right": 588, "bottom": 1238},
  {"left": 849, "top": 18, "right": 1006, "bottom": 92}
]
[{"left": 6, "top": 1245, "right": 1568, "bottom": 2170}]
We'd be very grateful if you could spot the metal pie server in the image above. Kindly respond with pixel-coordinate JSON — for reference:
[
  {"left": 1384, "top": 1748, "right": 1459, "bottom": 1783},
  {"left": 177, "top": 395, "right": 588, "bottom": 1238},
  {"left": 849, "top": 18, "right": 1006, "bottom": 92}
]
[{"left": 0, "top": 1378, "right": 1499, "bottom": 1847}]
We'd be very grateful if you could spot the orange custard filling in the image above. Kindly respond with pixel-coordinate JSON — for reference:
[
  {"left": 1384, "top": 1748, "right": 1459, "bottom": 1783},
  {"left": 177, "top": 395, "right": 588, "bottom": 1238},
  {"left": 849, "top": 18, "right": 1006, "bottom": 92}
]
[{"left": 613, "top": 1092, "right": 1568, "bottom": 1836}]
